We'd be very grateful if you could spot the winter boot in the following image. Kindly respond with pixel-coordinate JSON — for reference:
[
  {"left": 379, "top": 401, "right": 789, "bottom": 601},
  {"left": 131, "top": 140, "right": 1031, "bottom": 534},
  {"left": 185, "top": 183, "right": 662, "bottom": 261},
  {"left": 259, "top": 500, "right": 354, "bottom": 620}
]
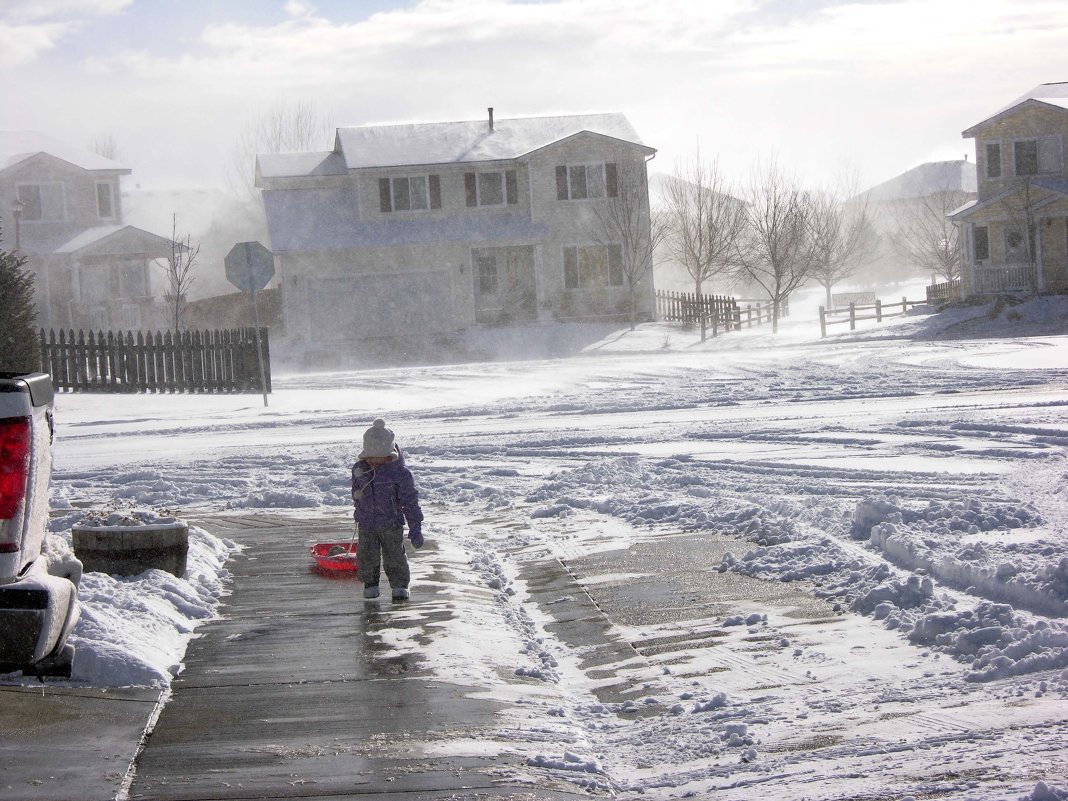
[
  {"left": 363, "top": 585, "right": 380, "bottom": 599},
  {"left": 391, "top": 587, "right": 410, "bottom": 601}
]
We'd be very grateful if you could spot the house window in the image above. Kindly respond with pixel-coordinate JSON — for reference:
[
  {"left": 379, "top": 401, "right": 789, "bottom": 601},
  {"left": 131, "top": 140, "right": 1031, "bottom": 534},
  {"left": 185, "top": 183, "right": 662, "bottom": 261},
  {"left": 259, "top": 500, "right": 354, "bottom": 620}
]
[
  {"left": 556, "top": 162, "right": 619, "bottom": 200},
  {"left": 96, "top": 182, "right": 115, "bottom": 219},
  {"left": 563, "top": 244, "right": 624, "bottom": 289},
  {"left": 985, "top": 143, "right": 1002, "bottom": 179},
  {"left": 119, "top": 261, "right": 148, "bottom": 298},
  {"left": 1015, "top": 140, "right": 1039, "bottom": 176},
  {"left": 464, "top": 170, "right": 518, "bottom": 207},
  {"left": 1013, "top": 136, "right": 1063, "bottom": 176},
  {"left": 16, "top": 183, "right": 65, "bottom": 222},
  {"left": 477, "top": 255, "right": 498, "bottom": 294},
  {"left": 974, "top": 225, "right": 990, "bottom": 261},
  {"left": 378, "top": 175, "right": 441, "bottom": 212}
]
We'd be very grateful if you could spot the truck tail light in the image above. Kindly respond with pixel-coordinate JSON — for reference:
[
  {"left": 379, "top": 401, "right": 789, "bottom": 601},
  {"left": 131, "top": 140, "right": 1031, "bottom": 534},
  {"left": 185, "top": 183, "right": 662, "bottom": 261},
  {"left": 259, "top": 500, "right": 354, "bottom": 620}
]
[{"left": 0, "top": 416, "right": 32, "bottom": 552}]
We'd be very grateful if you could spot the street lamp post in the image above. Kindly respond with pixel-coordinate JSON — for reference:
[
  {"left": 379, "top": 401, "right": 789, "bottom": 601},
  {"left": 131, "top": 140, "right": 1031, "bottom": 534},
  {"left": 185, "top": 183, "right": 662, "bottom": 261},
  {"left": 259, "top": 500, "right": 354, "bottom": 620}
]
[{"left": 11, "top": 198, "right": 23, "bottom": 253}]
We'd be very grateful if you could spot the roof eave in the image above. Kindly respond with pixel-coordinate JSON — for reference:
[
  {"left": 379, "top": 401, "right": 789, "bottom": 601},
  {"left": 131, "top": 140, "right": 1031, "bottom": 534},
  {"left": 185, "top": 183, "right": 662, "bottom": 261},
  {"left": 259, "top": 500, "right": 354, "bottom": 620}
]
[{"left": 962, "top": 98, "right": 1068, "bottom": 138}]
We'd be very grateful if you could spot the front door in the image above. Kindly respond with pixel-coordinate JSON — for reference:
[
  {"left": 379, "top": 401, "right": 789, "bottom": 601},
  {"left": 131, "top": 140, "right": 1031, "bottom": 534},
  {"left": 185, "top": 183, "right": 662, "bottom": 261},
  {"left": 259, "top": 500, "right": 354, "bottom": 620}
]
[{"left": 472, "top": 246, "right": 536, "bottom": 325}]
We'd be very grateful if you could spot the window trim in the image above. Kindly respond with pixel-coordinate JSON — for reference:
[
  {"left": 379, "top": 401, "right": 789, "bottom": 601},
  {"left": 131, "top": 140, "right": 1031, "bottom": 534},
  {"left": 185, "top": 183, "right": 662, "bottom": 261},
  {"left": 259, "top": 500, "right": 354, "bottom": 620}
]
[
  {"left": 556, "top": 162, "right": 619, "bottom": 201},
  {"left": 464, "top": 169, "right": 519, "bottom": 207},
  {"left": 378, "top": 174, "right": 442, "bottom": 213},
  {"left": 96, "top": 180, "right": 116, "bottom": 220},
  {"left": 1013, "top": 138, "right": 1040, "bottom": 177},
  {"left": 1011, "top": 135, "right": 1063, "bottom": 177},
  {"left": 15, "top": 181, "right": 66, "bottom": 222},
  {"left": 983, "top": 142, "right": 1002, "bottom": 179},
  {"left": 476, "top": 254, "right": 498, "bottom": 295},
  {"left": 563, "top": 243, "right": 625, "bottom": 290},
  {"left": 973, "top": 225, "right": 990, "bottom": 262}
]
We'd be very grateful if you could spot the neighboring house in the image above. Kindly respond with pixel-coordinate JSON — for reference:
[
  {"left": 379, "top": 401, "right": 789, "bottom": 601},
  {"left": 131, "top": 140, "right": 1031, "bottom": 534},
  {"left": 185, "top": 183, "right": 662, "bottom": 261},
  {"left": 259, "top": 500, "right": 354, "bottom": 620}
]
[
  {"left": 859, "top": 160, "right": 977, "bottom": 286},
  {"left": 255, "top": 110, "right": 656, "bottom": 353},
  {"left": 0, "top": 131, "right": 174, "bottom": 332},
  {"left": 950, "top": 82, "right": 1068, "bottom": 296}
]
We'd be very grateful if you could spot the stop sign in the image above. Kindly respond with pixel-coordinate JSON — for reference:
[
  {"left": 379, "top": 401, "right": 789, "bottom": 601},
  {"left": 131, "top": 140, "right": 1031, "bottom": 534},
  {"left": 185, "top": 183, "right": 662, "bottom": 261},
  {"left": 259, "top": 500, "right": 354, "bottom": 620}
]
[{"left": 225, "top": 241, "right": 275, "bottom": 293}]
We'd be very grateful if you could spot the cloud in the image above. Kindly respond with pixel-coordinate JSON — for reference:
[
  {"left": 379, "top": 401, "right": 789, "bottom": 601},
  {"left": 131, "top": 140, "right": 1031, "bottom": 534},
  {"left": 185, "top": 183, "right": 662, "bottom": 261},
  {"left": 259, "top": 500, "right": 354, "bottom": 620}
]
[
  {"left": 0, "top": 0, "right": 134, "bottom": 65},
  {"left": 1, "top": 0, "right": 133, "bottom": 22},
  {"left": 0, "top": 21, "right": 72, "bottom": 67}
]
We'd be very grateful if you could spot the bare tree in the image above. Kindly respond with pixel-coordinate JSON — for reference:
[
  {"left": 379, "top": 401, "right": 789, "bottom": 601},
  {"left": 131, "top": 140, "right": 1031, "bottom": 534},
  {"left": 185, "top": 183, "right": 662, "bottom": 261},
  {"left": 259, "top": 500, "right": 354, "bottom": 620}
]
[
  {"left": 998, "top": 177, "right": 1042, "bottom": 292},
  {"left": 809, "top": 178, "right": 881, "bottom": 307},
  {"left": 591, "top": 157, "right": 663, "bottom": 329},
  {"left": 733, "top": 158, "right": 814, "bottom": 333},
  {"left": 661, "top": 155, "right": 748, "bottom": 300},
  {"left": 160, "top": 214, "right": 200, "bottom": 332},
  {"left": 230, "top": 100, "right": 333, "bottom": 200},
  {"left": 88, "top": 132, "right": 118, "bottom": 161},
  {"left": 891, "top": 187, "right": 971, "bottom": 283}
]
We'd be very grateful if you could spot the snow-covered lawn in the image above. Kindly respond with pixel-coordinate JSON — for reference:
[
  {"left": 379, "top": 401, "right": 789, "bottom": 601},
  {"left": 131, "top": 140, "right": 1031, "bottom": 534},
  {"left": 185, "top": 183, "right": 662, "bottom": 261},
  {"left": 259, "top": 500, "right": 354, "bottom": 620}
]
[{"left": 15, "top": 293, "right": 1068, "bottom": 799}]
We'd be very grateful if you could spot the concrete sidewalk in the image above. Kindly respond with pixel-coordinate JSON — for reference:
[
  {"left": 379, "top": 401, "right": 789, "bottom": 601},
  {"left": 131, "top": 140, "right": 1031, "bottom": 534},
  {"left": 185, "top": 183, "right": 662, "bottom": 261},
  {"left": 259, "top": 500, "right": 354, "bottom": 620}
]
[{"left": 124, "top": 514, "right": 590, "bottom": 801}]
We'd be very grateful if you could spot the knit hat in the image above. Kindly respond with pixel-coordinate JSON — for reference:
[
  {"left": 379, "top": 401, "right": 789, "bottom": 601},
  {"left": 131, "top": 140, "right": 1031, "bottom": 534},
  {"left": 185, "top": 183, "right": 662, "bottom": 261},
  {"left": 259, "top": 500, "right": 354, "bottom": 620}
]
[{"left": 359, "top": 418, "right": 396, "bottom": 460}]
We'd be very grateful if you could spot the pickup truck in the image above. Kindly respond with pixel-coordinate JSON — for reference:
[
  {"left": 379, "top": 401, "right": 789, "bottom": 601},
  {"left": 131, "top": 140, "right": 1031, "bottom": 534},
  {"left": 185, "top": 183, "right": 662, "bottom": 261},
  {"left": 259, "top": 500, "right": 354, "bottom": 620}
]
[{"left": 0, "top": 372, "right": 80, "bottom": 676}]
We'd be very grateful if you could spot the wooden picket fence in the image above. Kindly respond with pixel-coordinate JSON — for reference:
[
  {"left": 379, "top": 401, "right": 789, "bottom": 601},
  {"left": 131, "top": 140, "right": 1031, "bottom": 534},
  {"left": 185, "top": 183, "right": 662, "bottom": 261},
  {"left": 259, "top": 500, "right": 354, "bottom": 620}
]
[
  {"left": 655, "top": 290, "right": 790, "bottom": 341},
  {"left": 39, "top": 327, "right": 271, "bottom": 394},
  {"left": 656, "top": 290, "right": 738, "bottom": 325}
]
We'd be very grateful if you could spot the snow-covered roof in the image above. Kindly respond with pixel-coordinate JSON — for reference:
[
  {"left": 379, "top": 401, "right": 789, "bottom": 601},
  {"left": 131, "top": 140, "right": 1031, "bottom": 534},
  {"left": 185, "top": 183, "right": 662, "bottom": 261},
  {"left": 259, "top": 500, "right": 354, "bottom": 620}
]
[
  {"left": 863, "top": 160, "right": 977, "bottom": 202},
  {"left": 256, "top": 151, "right": 347, "bottom": 180},
  {"left": 53, "top": 225, "right": 173, "bottom": 257},
  {"left": 262, "top": 186, "right": 549, "bottom": 252},
  {"left": 948, "top": 174, "right": 1068, "bottom": 220},
  {"left": 963, "top": 82, "right": 1068, "bottom": 137},
  {"left": 0, "top": 130, "right": 130, "bottom": 174},
  {"left": 258, "top": 113, "right": 652, "bottom": 180}
]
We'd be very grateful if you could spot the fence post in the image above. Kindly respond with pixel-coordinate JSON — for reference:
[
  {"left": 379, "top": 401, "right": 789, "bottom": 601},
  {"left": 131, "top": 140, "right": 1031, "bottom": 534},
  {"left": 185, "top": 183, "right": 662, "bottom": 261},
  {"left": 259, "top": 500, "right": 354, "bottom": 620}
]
[
  {"left": 902, "top": 296, "right": 908, "bottom": 314},
  {"left": 849, "top": 303, "right": 856, "bottom": 331},
  {"left": 819, "top": 306, "right": 827, "bottom": 337},
  {"left": 875, "top": 299, "right": 882, "bottom": 322}
]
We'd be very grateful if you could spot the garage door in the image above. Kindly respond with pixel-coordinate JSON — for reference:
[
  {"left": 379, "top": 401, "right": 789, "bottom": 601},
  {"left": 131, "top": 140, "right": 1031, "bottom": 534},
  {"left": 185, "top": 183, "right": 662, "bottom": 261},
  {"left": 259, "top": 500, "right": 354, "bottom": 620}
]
[{"left": 308, "top": 271, "right": 453, "bottom": 339}]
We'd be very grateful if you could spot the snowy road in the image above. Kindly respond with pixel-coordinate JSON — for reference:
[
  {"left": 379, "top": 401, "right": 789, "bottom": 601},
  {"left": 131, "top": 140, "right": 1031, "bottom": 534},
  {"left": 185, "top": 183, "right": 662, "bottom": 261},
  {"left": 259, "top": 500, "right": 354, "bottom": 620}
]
[{"left": 44, "top": 310, "right": 1068, "bottom": 800}]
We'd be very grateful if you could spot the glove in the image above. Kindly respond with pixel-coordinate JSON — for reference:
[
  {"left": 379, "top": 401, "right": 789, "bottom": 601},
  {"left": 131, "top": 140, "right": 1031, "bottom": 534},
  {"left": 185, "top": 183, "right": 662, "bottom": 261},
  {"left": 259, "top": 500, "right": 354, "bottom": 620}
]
[{"left": 409, "top": 528, "right": 424, "bottom": 548}]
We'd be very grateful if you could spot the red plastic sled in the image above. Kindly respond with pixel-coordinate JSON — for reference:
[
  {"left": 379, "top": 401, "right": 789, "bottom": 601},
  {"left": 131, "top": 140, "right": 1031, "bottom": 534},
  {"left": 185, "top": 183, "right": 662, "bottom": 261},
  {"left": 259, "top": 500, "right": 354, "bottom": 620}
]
[{"left": 310, "top": 542, "right": 359, "bottom": 572}]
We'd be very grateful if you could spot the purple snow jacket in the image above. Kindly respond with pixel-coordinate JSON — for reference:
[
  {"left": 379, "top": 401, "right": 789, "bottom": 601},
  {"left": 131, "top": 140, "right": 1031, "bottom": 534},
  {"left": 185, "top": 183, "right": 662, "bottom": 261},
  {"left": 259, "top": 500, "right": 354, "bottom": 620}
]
[{"left": 351, "top": 448, "right": 423, "bottom": 534}]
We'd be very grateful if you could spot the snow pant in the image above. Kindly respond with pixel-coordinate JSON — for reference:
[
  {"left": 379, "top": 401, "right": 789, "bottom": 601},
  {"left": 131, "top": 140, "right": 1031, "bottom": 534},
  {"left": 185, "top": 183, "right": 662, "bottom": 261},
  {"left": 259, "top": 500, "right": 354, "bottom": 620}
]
[{"left": 357, "top": 526, "right": 409, "bottom": 589}]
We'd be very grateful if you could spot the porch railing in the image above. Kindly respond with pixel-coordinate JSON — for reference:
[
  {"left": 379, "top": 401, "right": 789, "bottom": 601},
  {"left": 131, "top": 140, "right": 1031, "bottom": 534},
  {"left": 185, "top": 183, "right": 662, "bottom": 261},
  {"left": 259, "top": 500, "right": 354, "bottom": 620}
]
[{"left": 973, "top": 264, "right": 1034, "bottom": 294}]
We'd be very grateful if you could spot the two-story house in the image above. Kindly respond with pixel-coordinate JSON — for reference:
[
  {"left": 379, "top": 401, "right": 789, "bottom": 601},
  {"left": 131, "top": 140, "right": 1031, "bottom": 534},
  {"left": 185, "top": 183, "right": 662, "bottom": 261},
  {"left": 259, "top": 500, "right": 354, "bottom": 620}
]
[
  {"left": 950, "top": 83, "right": 1068, "bottom": 296},
  {"left": 0, "top": 131, "right": 175, "bottom": 332},
  {"left": 255, "top": 110, "right": 656, "bottom": 358}
]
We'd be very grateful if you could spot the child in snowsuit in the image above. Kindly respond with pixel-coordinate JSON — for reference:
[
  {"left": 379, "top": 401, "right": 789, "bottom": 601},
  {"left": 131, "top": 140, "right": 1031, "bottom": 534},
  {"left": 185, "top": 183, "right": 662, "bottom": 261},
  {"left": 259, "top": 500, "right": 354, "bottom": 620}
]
[{"left": 351, "top": 418, "right": 424, "bottom": 601}]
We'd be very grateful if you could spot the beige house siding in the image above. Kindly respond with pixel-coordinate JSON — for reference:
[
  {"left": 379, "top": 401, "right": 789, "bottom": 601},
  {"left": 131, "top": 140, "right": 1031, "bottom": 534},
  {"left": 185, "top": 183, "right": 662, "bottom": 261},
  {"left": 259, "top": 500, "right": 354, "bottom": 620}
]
[
  {"left": 974, "top": 107, "right": 1068, "bottom": 199},
  {"left": 957, "top": 98, "right": 1068, "bottom": 296},
  {"left": 5, "top": 154, "right": 124, "bottom": 245}
]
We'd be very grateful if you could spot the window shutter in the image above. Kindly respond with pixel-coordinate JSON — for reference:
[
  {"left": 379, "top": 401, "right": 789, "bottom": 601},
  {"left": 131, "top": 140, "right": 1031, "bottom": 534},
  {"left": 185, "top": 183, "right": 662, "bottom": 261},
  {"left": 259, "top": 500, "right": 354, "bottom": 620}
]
[
  {"left": 564, "top": 247, "right": 579, "bottom": 289},
  {"left": 605, "top": 162, "right": 619, "bottom": 198},
  {"left": 569, "top": 165, "right": 588, "bottom": 199},
  {"left": 974, "top": 226, "right": 990, "bottom": 261},
  {"left": 985, "top": 144, "right": 1001, "bottom": 179},
  {"left": 1038, "top": 136, "right": 1062, "bottom": 173},
  {"left": 465, "top": 172, "right": 478, "bottom": 207},
  {"left": 429, "top": 175, "right": 441, "bottom": 209},
  {"left": 1014, "top": 140, "right": 1039, "bottom": 176},
  {"left": 506, "top": 170, "right": 518, "bottom": 205},
  {"left": 608, "top": 245, "right": 624, "bottom": 285},
  {"left": 556, "top": 166, "right": 568, "bottom": 200},
  {"left": 379, "top": 178, "right": 392, "bottom": 212}
]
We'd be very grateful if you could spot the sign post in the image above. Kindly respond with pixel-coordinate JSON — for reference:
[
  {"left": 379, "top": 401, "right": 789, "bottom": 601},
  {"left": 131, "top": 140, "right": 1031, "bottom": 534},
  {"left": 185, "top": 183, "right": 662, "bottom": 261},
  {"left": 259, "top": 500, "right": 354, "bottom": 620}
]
[{"left": 224, "top": 241, "right": 275, "bottom": 407}]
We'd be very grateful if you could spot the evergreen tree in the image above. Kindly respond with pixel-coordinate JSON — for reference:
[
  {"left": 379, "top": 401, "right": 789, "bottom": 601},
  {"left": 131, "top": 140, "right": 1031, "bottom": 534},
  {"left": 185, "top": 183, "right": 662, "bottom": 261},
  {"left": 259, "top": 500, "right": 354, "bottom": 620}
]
[{"left": 0, "top": 229, "right": 41, "bottom": 374}]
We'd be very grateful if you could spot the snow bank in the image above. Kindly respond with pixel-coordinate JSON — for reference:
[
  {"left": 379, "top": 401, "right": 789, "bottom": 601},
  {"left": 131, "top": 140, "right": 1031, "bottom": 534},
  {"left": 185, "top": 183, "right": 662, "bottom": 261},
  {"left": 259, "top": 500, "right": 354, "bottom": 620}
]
[{"left": 32, "top": 508, "right": 239, "bottom": 687}]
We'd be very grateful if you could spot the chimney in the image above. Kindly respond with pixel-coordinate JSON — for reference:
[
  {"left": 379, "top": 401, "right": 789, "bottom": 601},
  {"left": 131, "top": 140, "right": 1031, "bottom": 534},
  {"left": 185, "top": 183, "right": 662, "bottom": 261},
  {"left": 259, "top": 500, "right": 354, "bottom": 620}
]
[{"left": 488, "top": 107, "right": 494, "bottom": 132}]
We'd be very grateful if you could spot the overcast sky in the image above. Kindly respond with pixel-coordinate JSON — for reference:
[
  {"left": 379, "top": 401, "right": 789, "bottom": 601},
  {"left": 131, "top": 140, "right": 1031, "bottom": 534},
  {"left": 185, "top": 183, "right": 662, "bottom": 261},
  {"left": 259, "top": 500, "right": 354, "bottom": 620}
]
[{"left": 2, "top": 0, "right": 1064, "bottom": 193}]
